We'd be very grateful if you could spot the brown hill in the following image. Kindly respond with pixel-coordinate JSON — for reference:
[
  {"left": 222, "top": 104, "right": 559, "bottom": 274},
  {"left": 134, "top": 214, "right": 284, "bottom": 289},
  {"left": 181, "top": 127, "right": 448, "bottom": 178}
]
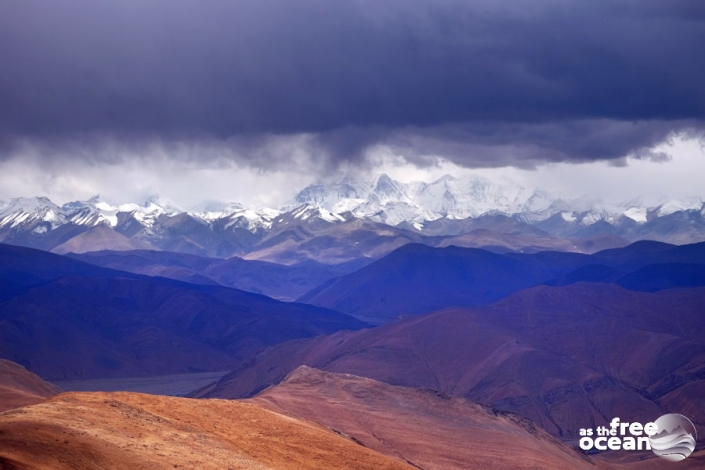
[
  {"left": 51, "top": 224, "right": 158, "bottom": 255},
  {"left": 195, "top": 284, "right": 705, "bottom": 440},
  {"left": 437, "top": 228, "right": 581, "bottom": 253},
  {"left": 0, "top": 359, "right": 61, "bottom": 412},
  {"left": 0, "top": 391, "right": 411, "bottom": 470},
  {"left": 243, "top": 217, "right": 416, "bottom": 265},
  {"left": 252, "top": 366, "right": 608, "bottom": 470}
]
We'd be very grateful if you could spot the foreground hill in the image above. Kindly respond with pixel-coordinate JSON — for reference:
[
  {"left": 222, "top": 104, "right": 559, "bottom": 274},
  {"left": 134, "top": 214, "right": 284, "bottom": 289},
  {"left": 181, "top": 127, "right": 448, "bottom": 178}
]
[
  {"left": 0, "top": 391, "right": 410, "bottom": 470},
  {"left": 0, "top": 244, "right": 365, "bottom": 380},
  {"left": 252, "top": 366, "right": 604, "bottom": 470},
  {"left": 196, "top": 284, "right": 705, "bottom": 440},
  {"left": 0, "top": 359, "right": 61, "bottom": 412},
  {"left": 299, "top": 241, "right": 705, "bottom": 324}
]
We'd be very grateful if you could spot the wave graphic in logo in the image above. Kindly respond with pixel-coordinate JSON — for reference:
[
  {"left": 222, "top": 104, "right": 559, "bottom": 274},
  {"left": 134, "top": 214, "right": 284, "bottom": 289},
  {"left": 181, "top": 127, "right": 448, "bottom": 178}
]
[{"left": 649, "top": 414, "right": 697, "bottom": 462}]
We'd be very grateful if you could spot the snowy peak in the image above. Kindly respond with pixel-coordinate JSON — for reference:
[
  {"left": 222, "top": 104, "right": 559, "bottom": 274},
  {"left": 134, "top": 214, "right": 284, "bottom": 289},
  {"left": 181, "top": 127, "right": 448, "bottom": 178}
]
[
  {"left": 56, "top": 194, "right": 183, "bottom": 229},
  {"left": 61, "top": 194, "right": 105, "bottom": 212},
  {"left": 62, "top": 195, "right": 120, "bottom": 227},
  {"left": 370, "top": 174, "right": 411, "bottom": 205},
  {"left": 220, "top": 207, "right": 281, "bottom": 232},
  {"left": 142, "top": 195, "right": 182, "bottom": 214},
  {"left": 0, "top": 197, "right": 65, "bottom": 231},
  {"left": 294, "top": 172, "right": 558, "bottom": 225},
  {"left": 291, "top": 204, "right": 345, "bottom": 223},
  {"left": 0, "top": 196, "right": 61, "bottom": 214},
  {"left": 1, "top": 175, "right": 704, "bottom": 245},
  {"left": 294, "top": 173, "right": 372, "bottom": 210},
  {"left": 623, "top": 207, "right": 648, "bottom": 223},
  {"left": 655, "top": 198, "right": 703, "bottom": 217}
]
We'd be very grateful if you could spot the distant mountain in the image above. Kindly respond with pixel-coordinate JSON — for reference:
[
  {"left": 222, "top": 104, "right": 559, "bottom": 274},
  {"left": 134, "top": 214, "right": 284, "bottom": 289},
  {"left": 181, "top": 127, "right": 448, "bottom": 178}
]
[
  {"left": 532, "top": 202, "right": 705, "bottom": 245},
  {"left": 294, "top": 173, "right": 557, "bottom": 226},
  {"left": 62, "top": 194, "right": 182, "bottom": 229},
  {"left": 0, "top": 243, "right": 144, "bottom": 301},
  {"left": 298, "top": 243, "right": 589, "bottom": 324},
  {"left": 0, "top": 244, "right": 366, "bottom": 380},
  {"left": 68, "top": 249, "right": 372, "bottom": 301},
  {"left": 1, "top": 173, "right": 703, "bottom": 261},
  {"left": 615, "top": 263, "right": 705, "bottom": 292},
  {"left": 194, "top": 283, "right": 705, "bottom": 439},
  {"left": 548, "top": 262, "right": 705, "bottom": 293},
  {"left": 51, "top": 224, "right": 158, "bottom": 254},
  {"left": 298, "top": 241, "right": 705, "bottom": 324}
]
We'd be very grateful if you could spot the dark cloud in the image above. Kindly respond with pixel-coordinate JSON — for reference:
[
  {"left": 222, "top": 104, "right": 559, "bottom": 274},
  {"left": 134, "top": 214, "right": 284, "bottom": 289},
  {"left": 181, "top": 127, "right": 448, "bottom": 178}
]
[
  {"left": 0, "top": 0, "right": 703, "bottom": 166},
  {"left": 380, "top": 120, "right": 702, "bottom": 168}
]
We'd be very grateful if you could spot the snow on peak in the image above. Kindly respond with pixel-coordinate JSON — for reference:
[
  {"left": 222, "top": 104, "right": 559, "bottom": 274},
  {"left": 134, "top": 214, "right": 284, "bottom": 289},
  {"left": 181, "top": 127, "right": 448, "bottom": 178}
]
[
  {"left": 291, "top": 204, "right": 344, "bottom": 223},
  {"left": 192, "top": 200, "right": 250, "bottom": 224},
  {"left": 221, "top": 207, "right": 281, "bottom": 231},
  {"left": 293, "top": 172, "right": 558, "bottom": 225},
  {"left": 293, "top": 174, "right": 372, "bottom": 210},
  {"left": 656, "top": 198, "right": 703, "bottom": 217},
  {"left": 623, "top": 207, "right": 648, "bottom": 223},
  {"left": 141, "top": 195, "right": 182, "bottom": 214},
  {"left": 560, "top": 211, "right": 577, "bottom": 222},
  {"left": 0, "top": 197, "right": 65, "bottom": 229},
  {"left": 1, "top": 176, "right": 703, "bottom": 238},
  {"left": 60, "top": 194, "right": 185, "bottom": 229},
  {"left": 62, "top": 194, "right": 105, "bottom": 211}
]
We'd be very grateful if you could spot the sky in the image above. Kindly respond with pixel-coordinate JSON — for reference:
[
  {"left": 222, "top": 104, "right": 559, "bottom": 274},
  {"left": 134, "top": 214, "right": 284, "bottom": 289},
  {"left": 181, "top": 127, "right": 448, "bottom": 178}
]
[{"left": 0, "top": 0, "right": 703, "bottom": 208}]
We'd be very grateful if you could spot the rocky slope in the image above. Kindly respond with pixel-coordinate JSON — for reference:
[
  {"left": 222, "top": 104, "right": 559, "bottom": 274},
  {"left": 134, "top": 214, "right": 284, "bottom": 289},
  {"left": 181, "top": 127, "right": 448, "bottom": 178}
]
[
  {"left": 252, "top": 366, "right": 607, "bottom": 470},
  {"left": 0, "top": 391, "right": 411, "bottom": 470},
  {"left": 0, "top": 359, "right": 61, "bottom": 412},
  {"left": 195, "top": 284, "right": 705, "bottom": 440}
]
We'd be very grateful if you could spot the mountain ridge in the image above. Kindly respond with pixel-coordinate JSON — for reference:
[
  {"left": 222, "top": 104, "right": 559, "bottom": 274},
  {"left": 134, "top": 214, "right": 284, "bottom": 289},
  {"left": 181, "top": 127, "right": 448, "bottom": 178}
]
[
  {"left": 2, "top": 173, "right": 703, "bottom": 261},
  {"left": 194, "top": 283, "right": 705, "bottom": 440}
]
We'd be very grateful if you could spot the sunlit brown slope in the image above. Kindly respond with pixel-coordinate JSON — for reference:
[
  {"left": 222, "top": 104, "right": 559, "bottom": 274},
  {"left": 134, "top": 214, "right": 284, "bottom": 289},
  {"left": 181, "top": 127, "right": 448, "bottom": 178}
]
[
  {"left": 0, "top": 391, "right": 411, "bottom": 470},
  {"left": 252, "top": 366, "right": 608, "bottom": 470},
  {"left": 51, "top": 224, "right": 157, "bottom": 255},
  {"left": 0, "top": 359, "right": 60, "bottom": 412}
]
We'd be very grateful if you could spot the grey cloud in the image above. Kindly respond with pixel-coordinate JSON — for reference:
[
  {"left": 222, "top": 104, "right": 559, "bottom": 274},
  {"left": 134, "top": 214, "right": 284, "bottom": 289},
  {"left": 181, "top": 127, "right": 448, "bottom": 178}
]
[
  {"left": 315, "top": 119, "right": 701, "bottom": 169},
  {"left": 0, "top": 0, "right": 703, "bottom": 167}
]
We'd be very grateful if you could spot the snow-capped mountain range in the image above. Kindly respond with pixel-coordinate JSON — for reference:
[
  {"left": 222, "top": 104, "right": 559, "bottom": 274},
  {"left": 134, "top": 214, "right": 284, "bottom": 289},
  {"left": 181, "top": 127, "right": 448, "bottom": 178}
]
[
  {"left": 292, "top": 173, "right": 703, "bottom": 229},
  {"left": 291, "top": 173, "right": 560, "bottom": 227},
  {"left": 1, "top": 173, "right": 704, "bottom": 260}
]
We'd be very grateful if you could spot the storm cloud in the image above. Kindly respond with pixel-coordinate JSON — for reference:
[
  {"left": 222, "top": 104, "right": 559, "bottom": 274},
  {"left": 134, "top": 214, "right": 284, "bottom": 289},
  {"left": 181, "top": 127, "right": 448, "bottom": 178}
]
[{"left": 1, "top": 0, "right": 704, "bottom": 167}]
